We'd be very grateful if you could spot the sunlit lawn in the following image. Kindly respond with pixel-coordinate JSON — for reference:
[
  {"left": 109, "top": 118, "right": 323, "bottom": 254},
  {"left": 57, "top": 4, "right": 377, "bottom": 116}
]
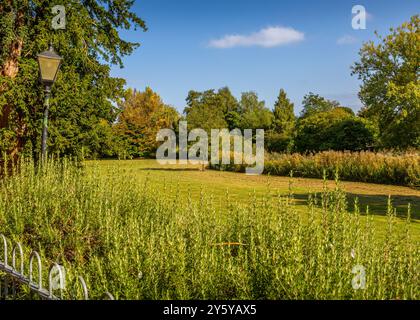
[{"left": 86, "top": 159, "right": 420, "bottom": 240}]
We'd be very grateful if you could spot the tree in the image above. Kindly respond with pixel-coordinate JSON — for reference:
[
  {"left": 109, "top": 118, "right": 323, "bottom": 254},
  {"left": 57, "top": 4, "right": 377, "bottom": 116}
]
[
  {"left": 300, "top": 93, "right": 341, "bottom": 118},
  {"left": 352, "top": 15, "right": 420, "bottom": 148},
  {"left": 217, "top": 87, "right": 240, "bottom": 130},
  {"left": 184, "top": 89, "right": 273, "bottom": 133},
  {"left": 272, "top": 89, "right": 296, "bottom": 134},
  {"left": 267, "top": 89, "right": 296, "bottom": 152},
  {"left": 115, "top": 88, "right": 179, "bottom": 158},
  {"left": 0, "top": 1, "right": 146, "bottom": 160},
  {"left": 238, "top": 91, "right": 273, "bottom": 130},
  {"left": 184, "top": 89, "right": 228, "bottom": 133}
]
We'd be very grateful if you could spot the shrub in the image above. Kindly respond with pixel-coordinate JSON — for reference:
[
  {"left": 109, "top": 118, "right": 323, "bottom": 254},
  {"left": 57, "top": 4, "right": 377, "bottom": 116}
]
[
  {"left": 294, "top": 109, "right": 375, "bottom": 152},
  {"left": 265, "top": 131, "right": 293, "bottom": 153}
]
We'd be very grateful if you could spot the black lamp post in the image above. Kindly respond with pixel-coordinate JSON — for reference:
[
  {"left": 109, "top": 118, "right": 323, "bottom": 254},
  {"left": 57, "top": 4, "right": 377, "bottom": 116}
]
[{"left": 37, "top": 45, "right": 62, "bottom": 161}]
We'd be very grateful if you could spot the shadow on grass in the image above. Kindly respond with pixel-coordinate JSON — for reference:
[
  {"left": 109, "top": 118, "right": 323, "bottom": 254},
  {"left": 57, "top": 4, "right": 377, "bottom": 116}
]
[
  {"left": 292, "top": 193, "right": 420, "bottom": 220},
  {"left": 137, "top": 167, "right": 201, "bottom": 172}
]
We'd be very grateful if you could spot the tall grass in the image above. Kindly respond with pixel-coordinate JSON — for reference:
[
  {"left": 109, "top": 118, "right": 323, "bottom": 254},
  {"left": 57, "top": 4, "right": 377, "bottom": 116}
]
[
  {"left": 267, "top": 151, "right": 420, "bottom": 187},
  {"left": 215, "top": 151, "right": 420, "bottom": 187},
  {"left": 0, "top": 158, "right": 418, "bottom": 299}
]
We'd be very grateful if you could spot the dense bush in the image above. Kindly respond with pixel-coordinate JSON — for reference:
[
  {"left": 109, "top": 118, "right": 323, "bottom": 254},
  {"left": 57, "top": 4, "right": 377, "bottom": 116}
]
[
  {"left": 295, "top": 109, "right": 375, "bottom": 152},
  {"left": 325, "top": 118, "right": 375, "bottom": 151},
  {"left": 265, "top": 131, "right": 293, "bottom": 153}
]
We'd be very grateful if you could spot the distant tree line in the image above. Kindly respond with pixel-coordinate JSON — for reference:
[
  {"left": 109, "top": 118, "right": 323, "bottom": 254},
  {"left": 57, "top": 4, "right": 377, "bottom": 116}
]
[
  {"left": 112, "top": 86, "right": 377, "bottom": 159},
  {"left": 110, "top": 72, "right": 416, "bottom": 159}
]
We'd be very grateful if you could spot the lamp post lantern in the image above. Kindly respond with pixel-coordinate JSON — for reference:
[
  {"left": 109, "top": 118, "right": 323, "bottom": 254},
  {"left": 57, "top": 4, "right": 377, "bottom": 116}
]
[{"left": 37, "top": 45, "right": 62, "bottom": 161}]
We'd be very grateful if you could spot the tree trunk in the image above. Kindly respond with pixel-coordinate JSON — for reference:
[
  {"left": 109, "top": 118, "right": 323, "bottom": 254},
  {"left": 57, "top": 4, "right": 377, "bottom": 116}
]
[{"left": 0, "top": 6, "right": 25, "bottom": 162}]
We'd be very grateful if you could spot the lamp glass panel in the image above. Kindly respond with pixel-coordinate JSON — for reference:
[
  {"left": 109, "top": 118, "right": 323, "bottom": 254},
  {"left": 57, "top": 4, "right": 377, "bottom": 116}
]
[{"left": 38, "top": 57, "right": 61, "bottom": 82}]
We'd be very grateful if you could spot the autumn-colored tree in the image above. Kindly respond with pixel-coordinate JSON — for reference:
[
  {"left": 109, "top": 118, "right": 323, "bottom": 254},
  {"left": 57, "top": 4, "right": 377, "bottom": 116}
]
[{"left": 115, "top": 88, "right": 179, "bottom": 157}]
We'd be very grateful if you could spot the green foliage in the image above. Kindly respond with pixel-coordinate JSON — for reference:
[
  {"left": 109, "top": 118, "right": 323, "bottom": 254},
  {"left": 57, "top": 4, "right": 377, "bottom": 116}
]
[
  {"left": 267, "top": 89, "right": 296, "bottom": 152},
  {"left": 300, "top": 92, "right": 341, "bottom": 118},
  {"left": 185, "top": 89, "right": 273, "bottom": 133},
  {"left": 326, "top": 118, "right": 375, "bottom": 151},
  {"left": 0, "top": 158, "right": 418, "bottom": 299},
  {"left": 237, "top": 91, "right": 273, "bottom": 130},
  {"left": 295, "top": 102, "right": 374, "bottom": 152},
  {"left": 265, "top": 131, "right": 293, "bottom": 153},
  {"left": 352, "top": 15, "right": 420, "bottom": 149},
  {"left": 217, "top": 87, "right": 241, "bottom": 130},
  {"left": 0, "top": 0, "right": 146, "bottom": 158},
  {"left": 185, "top": 89, "right": 229, "bottom": 133},
  {"left": 272, "top": 89, "right": 296, "bottom": 134}
]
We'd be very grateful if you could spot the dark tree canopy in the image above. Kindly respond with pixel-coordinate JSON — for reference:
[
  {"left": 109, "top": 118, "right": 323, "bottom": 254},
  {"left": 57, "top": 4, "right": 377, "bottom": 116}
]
[{"left": 295, "top": 107, "right": 374, "bottom": 152}]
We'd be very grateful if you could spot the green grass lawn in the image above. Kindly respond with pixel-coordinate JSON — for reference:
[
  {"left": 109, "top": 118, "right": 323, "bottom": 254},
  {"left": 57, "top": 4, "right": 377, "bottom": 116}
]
[{"left": 86, "top": 159, "right": 420, "bottom": 238}]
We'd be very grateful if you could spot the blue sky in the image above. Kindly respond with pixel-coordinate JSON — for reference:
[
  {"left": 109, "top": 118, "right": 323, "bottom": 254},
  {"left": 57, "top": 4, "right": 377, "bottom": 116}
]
[{"left": 111, "top": 0, "right": 419, "bottom": 114}]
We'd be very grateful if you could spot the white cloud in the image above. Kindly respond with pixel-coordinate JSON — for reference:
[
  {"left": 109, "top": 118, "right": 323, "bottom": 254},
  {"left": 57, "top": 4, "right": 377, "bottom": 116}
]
[
  {"left": 208, "top": 26, "right": 305, "bottom": 49},
  {"left": 337, "top": 35, "right": 359, "bottom": 45}
]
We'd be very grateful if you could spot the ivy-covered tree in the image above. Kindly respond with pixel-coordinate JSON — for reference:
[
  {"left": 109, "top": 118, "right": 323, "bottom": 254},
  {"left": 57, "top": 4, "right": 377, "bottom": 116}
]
[
  {"left": 0, "top": 1, "right": 146, "bottom": 160},
  {"left": 352, "top": 15, "right": 420, "bottom": 148}
]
